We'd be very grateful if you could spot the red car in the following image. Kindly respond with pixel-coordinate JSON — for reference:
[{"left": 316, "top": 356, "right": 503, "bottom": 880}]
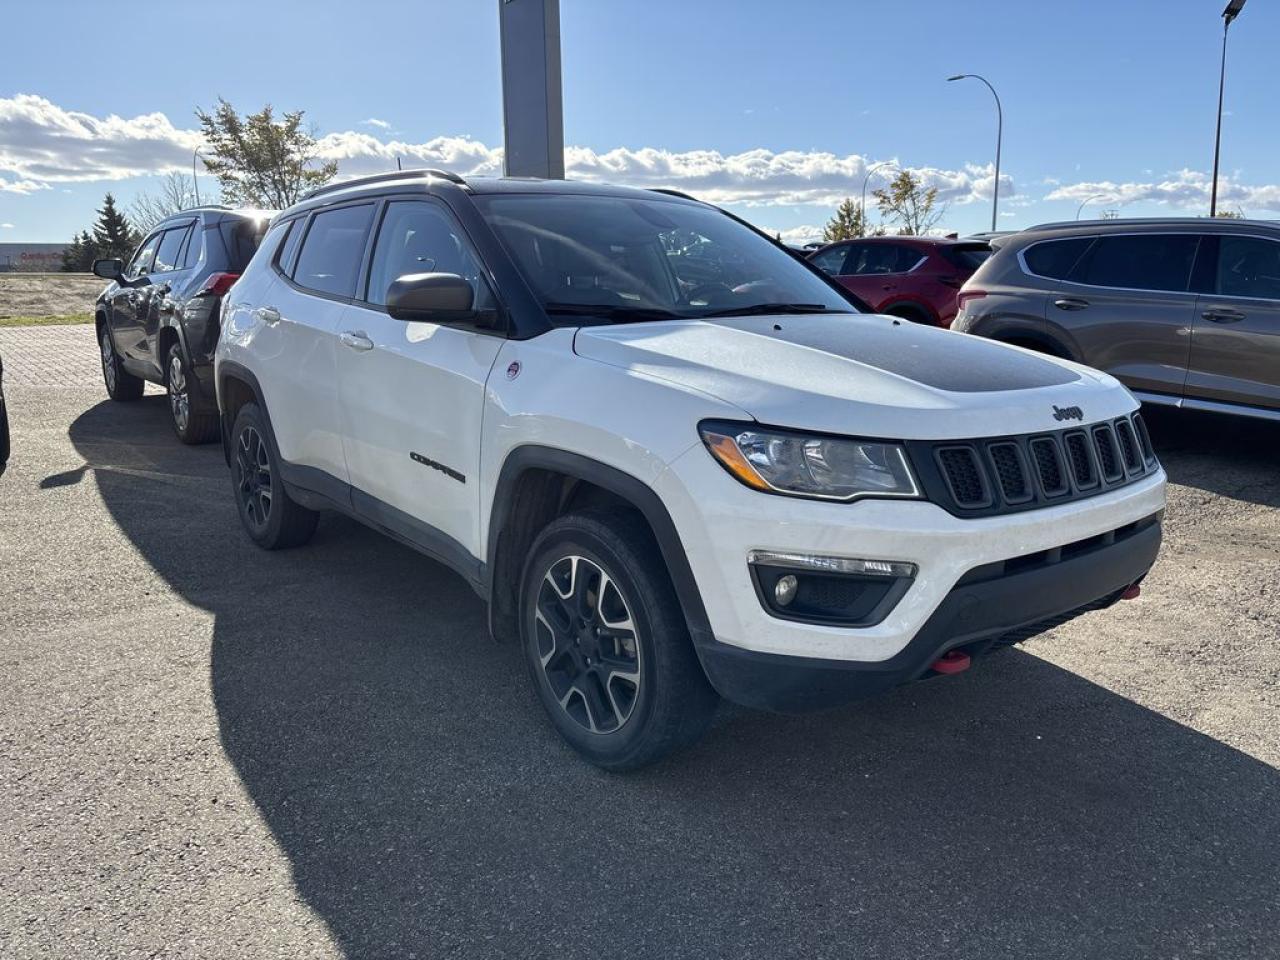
[{"left": 808, "top": 236, "right": 991, "bottom": 327}]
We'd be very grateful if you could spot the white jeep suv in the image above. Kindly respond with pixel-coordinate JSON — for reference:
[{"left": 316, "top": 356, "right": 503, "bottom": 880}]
[{"left": 216, "top": 170, "right": 1165, "bottom": 769}]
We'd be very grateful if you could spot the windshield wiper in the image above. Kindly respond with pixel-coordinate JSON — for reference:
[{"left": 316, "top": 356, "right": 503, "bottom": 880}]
[
  {"left": 696, "top": 302, "right": 834, "bottom": 319},
  {"left": 543, "top": 302, "right": 682, "bottom": 323}
]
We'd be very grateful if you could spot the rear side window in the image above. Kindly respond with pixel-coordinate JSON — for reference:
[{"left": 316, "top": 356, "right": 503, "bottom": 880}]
[
  {"left": 844, "top": 243, "right": 921, "bottom": 275},
  {"left": 153, "top": 225, "right": 192, "bottom": 273},
  {"left": 939, "top": 242, "right": 992, "bottom": 271},
  {"left": 218, "top": 217, "right": 271, "bottom": 272},
  {"left": 1022, "top": 237, "right": 1094, "bottom": 280},
  {"left": 292, "top": 204, "right": 375, "bottom": 299},
  {"left": 1216, "top": 235, "right": 1280, "bottom": 301},
  {"left": 1077, "top": 234, "right": 1199, "bottom": 293}
]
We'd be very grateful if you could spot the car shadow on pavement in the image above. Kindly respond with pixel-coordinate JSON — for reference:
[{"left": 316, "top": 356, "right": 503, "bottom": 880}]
[
  {"left": 69, "top": 398, "right": 1279, "bottom": 960},
  {"left": 1143, "top": 406, "right": 1280, "bottom": 508}
]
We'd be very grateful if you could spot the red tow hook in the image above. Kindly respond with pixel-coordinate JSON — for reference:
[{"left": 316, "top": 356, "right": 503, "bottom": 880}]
[
  {"left": 1120, "top": 583, "right": 1142, "bottom": 601},
  {"left": 932, "top": 650, "right": 971, "bottom": 675}
]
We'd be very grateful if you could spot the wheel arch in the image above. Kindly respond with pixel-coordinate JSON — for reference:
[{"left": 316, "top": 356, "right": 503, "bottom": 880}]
[
  {"left": 485, "top": 446, "right": 713, "bottom": 650},
  {"left": 216, "top": 360, "right": 269, "bottom": 466}
]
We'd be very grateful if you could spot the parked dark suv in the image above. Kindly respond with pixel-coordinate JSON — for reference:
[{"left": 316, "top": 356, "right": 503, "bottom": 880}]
[
  {"left": 93, "top": 207, "right": 272, "bottom": 442},
  {"left": 955, "top": 218, "right": 1280, "bottom": 421}
]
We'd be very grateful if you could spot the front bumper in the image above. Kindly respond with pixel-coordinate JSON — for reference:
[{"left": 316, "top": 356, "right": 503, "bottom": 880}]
[{"left": 697, "top": 514, "right": 1160, "bottom": 712}]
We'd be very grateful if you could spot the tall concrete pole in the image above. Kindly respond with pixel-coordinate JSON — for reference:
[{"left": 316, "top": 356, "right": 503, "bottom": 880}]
[{"left": 499, "top": 0, "right": 565, "bottom": 179}]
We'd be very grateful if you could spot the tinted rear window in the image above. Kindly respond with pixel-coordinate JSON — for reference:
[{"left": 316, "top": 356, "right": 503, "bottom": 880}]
[
  {"left": 940, "top": 242, "right": 992, "bottom": 271},
  {"left": 1077, "top": 234, "right": 1199, "bottom": 293},
  {"left": 1023, "top": 237, "right": 1094, "bottom": 280},
  {"left": 218, "top": 217, "right": 271, "bottom": 272}
]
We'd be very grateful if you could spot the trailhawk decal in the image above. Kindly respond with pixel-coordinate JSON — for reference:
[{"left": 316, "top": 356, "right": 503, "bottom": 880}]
[{"left": 410, "top": 451, "right": 466, "bottom": 484}]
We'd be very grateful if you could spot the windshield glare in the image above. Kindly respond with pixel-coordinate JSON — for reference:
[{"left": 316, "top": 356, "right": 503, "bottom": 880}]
[{"left": 473, "top": 194, "right": 859, "bottom": 322}]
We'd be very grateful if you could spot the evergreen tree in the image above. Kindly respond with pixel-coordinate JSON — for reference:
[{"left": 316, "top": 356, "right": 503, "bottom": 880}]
[
  {"left": 823, "top": 198, "right": 870, "bottom": 242},
  {"left": 90, "top": 194, "right": 138, "bottom": 260},
  {"left": 61, "top": 231, "right": 99, "bottom": 272}
]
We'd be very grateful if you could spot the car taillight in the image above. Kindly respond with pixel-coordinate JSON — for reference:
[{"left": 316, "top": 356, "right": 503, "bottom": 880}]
[
  {"left": 197, "top": 272, "right": 240, "bottom": 297},
  {"left": 956, "top": 289, "right": 987, "bottom": 311}
]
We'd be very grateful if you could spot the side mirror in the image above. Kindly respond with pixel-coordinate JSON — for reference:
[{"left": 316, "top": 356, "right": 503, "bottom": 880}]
[
  {"left": 386, "top": 272, "right": 475, "bottom": 323},
  {"left": 92, "top": 258, "right": 124, "bottom": 281}
]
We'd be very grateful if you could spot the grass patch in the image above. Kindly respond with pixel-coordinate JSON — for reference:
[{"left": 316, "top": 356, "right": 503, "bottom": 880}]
[{"left": 0, "top": 313, "right": 94, "bottom": 328}]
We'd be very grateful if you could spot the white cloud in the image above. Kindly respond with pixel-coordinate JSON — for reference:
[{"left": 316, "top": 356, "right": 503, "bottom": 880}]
[
  {"left": 0, "top": 93, "right": 1016, "bottom": 211},
  {"left": 360, "top": 118, "right": 392, "bottom": 130},
  {"left": 0, "top": 222, "right": 14, "bottom": 229},
  {"left": 1044, "top": 168, "right": 1280, "bottom": 214}
]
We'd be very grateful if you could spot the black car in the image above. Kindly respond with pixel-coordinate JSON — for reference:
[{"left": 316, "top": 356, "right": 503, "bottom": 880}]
[{"left": 92, "top": 207, "right": 272, "bottom": 443}]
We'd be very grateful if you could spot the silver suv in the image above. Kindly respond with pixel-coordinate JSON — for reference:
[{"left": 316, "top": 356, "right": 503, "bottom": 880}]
[{"left": 954, "top": 218, "right": 1280, "bottom": 421}]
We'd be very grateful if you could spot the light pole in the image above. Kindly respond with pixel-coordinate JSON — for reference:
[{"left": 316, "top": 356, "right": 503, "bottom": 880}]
[
  {"left": 1210, "top": 0, "right": 1247, "bottom": 217},
  {"left": 1076, "top": 194, "right": 1108, "bottom": 220},
  {"left": 192, "top": 146, "right": 205, "bottom": 206},
  {"left": 947, "top": 73, "right": 1003, "bottom": 232},
  {"left": 860, "top": 160, "right": 896, "bottom": 235}
]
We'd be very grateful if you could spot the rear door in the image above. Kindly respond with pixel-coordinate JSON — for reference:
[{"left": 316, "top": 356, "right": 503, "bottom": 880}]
[
  {"left": 335, "top": 197, "right": 505, "bottom": 564},
  {"left": 1048, "top": 232, "right": 1200, "bottom": 398},
  {"left": 1186, "top": 233, "right": 1280, "bottom": 411}
]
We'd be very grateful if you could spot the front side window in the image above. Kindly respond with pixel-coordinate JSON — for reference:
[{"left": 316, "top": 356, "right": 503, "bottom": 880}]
[
  {"left": 126, "top": 233, "right": 162, "bottom": 280},
  {"left": 366, "top": 200, "right": 495, "bottom": 311},
  {"left": 1216, "top": 235, "right": 1280, "bottom": 301},
  {"left": 474, "top": 194, "right": 856, "bottom": 323},
  {"left": 1077, "top": 234, "right": 1199, "bottom": 293},
  {"left": 152, "top": 225, "right": 191, "bottom": 273},
  {"left": 292, "top": 204, "right": 375, "bottom": 299},
  {"left": 809, "top": 244, "right": 848, "bottom": 275}
]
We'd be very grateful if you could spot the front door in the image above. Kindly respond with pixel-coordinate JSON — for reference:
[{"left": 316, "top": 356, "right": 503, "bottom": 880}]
[
  {"left": 336, "top": 198, "right": 504, "bottom": 565},
  {"left": 137, "top": 220, "right": 197, "bottom": 376},
  {"left": 109, "top": 230, "right": 162, "bottom": 363},
  {"left": 1187, "top": 233, "right": 1280, "bottom": 411}
]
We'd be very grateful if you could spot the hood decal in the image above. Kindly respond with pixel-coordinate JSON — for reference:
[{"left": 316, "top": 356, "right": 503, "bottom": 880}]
[{"left": 718, "top": 315, "right": 1079, "bottom": 393}]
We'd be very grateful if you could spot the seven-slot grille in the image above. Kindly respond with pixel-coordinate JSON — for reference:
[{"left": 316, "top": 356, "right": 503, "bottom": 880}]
[{"left": 907, "top": 413, "right": 1159, "bottom": 517}]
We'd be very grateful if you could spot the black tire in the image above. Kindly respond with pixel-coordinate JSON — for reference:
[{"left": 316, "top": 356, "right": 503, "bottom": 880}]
[
  {"left": 519, "top": 510, "right": 718, "bottom": 771},
  {"left": 165, "top": 342, "right": 219, "bottom": 445},
  {"left": 99, "top": 324, "right": 144, "bottom": 401},
  {"left": 229, "top": 401, "right": 318, "bottom": 550}
]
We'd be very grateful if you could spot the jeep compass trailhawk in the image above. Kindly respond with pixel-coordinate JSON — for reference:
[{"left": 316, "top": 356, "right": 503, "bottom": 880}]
[{"left": 215, "top": 170, "right": 1165, "bottom": 769}]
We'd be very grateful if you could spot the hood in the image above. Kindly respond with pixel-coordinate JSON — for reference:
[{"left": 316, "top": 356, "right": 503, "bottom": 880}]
[{"left": 573, "top": 313, "right": 1135, "bottom": 440}]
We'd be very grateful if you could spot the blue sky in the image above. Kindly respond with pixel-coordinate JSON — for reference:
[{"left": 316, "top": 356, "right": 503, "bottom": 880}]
[{"left": 2, "top": 0, "right": 1276, "bottom": 241}]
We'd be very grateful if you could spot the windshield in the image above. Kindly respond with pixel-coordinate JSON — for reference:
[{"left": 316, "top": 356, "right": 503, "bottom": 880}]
[{"left": 473, "top": 193, "right": 861, "bottom": 323}]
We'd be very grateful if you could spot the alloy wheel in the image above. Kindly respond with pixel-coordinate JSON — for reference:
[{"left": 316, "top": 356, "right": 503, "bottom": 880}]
[
  {"left": 168, "top": 353, "right": 189, "bottom": 433},
  {"left": 235, "top": 426, "right": 272, "bottom": 529},
  {"left": 533, "top": 555, "right": 642, "bottom": 734},
  {"left": 100, "top": 331, "right": 116, "bottom": 392}
]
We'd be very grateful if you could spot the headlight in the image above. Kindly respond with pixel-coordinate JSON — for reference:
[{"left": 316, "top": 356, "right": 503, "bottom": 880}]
[{"left": 699, "top": 421, "right": 920, "bottom": 502}]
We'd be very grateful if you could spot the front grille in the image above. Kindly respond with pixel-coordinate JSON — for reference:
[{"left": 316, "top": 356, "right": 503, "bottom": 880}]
[{"left": 909, "top": 413, "right": 1159, "bottom": 517}]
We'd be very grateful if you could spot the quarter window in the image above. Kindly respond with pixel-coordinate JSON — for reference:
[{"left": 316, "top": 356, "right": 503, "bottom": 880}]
[
  {"left": 1023, "top": 237, "right": 1093, "bottom": 280},
  {"left": 1216, "top": 235, "right": 1280, "bottom": 301},
  {"left": 291, "top": 204, "right": 375, "bottom": 299},
  {"left": 365, "top": 201, "right": 495, "bottom": 311},
  {"left": 274, "top": 219, "right": 303, "bottom": 275},
  {"left": 1077, "top": 234, "right": 1199, "bottom": 293}
]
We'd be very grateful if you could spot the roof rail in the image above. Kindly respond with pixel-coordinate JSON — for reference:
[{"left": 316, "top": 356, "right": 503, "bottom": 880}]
[
  {"left": 302, "top": 168, "right": 467, "bottom": 202},
  {"left": 648, "top": 187, "right": 700, "bottom": 202}
]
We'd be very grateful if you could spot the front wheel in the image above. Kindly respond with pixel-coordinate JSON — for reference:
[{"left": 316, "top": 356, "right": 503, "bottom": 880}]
[
  {"left": 520, "top": 510, "right": 718, "bottom": 771},
  {"left": 99, "top": 325, "right": 144, "bottom": 401}
]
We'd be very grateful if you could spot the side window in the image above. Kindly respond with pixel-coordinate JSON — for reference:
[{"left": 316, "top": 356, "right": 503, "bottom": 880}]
[
  {"left": 274, "top": 219, "right": 303, "bottom": 275},
  {"left": 1023, "top": 237, "right": 1094, "bottom": 280},
  {"left": 125, "top": 233, "right": 162, "bottom": 280},
  {"left": 1216, "top": 235, "right": 1280, "bottom": 301},
  {"left": 365, "top": 200, "right": 496, "bottom": 312},
  {"left": 180, "top": 225, "right": 203, "bottom": 269},
  {"left": 809, "top": 245, "right": 848, "bottom": 276},
  {"left": 152, "top": 225, "right": 191, "bottom": 273},
  {"left": 291, "top": 204, "right": 375, "bottom": 299},
  {"left": 1077, "top": 234, "right": 1199, "bottom": 293},
  {"left": 845, "top": 243, "right": 916, "bottom": 275}
]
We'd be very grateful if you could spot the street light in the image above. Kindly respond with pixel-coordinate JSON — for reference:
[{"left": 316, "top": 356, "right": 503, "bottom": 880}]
[
  {"left": 860, "top": 160, "right": 896, "bottom": 234},
  {"left": 1210, "top": 0, "right": 1248, "bottom": 216},
  {"left": 1076, "top": 194, "right": 1108, "bottom": 220},
  {"left": 947, "top": 73, "right": 1003, "bottom": 232},
  {"left": 192, "top": 146, "right": 205, "bottom": 206}
]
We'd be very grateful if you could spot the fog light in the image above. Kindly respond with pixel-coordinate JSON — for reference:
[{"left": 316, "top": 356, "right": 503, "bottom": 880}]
[{"left": 774, "top": 574, "right": 799, "bottom": 607}]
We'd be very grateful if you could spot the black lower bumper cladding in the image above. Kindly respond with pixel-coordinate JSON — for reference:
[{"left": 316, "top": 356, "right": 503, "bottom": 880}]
[{"left": 697, "top": 514, "right": 1162, "bottom": 713}]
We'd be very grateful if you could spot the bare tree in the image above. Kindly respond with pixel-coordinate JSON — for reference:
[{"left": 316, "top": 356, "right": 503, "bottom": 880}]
[
  {"left": 130, "top": 172, "right": 202, "bottom": 230},
  {"left": 874, "top": 170, "right": 949, "bottom": 236}
]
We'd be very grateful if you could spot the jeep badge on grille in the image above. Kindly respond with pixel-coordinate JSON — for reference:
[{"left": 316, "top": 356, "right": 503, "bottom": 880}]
[{"left": 1052, "top": 404, "right": 1084, "bottom": 422}]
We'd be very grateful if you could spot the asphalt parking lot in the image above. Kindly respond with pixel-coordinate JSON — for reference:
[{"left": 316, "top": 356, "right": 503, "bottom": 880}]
[{"left": 1, "top": 325, "right": 1277, "bottom": 959}]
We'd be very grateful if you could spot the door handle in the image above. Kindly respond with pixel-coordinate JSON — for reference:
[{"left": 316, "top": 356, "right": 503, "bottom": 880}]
[
  {"left": 158, "top": 299, "right": 176, "bottom": 316},
  {"left": 1053, "top": 297, "right": 1090, "bottom": 311},
  {"left": 256, "top": 306, "right": 281, "bottom": 325},
  {"left": 1202, "top": 308, "right": 1245, "bottom": 323},
  {"left": 340, "top": 330, "right": 374, "bottom": 352}
]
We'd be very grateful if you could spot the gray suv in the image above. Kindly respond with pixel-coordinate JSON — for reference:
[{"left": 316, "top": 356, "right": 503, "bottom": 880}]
[{"left": 953, "top": 218, "right": 1280, "bottom": 421}]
